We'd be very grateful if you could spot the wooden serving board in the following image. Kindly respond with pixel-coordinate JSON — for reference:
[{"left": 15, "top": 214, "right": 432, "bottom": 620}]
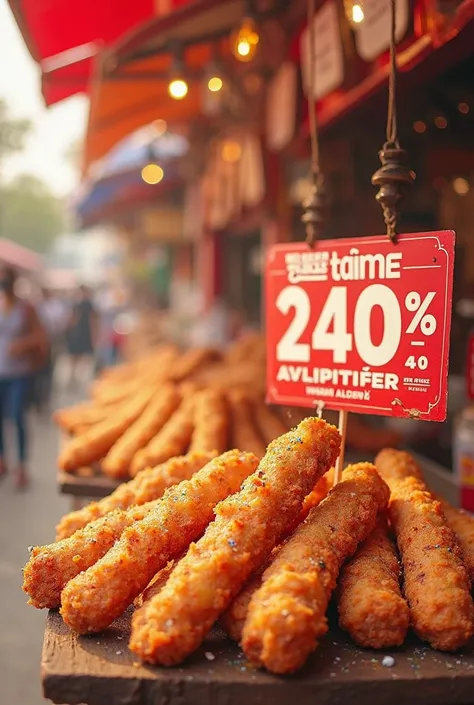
[
  {"left": 42, "top": 610, "right": 474, "bottom": 705},
  {"left": 57, "top": 469, "right": 121, "bottom": 499}
]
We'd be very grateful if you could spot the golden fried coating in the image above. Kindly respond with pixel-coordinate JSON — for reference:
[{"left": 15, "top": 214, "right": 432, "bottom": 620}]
[
  {"left": 241, "top": 463, "right": 388, "bottom": 673},
  {"left": 55, "top": 451, "right": 214, "bottom": 539},
  {"left": 58, "top": 386, "right": 158, "bottom": 472},
  {"left": 129, "top": 417, "right": 341, "bottom": 666},
  {"left": 101, "top": 386, "right": 181, "bottom": 479},
  {"left": 23, "top": 502, "right": 155, "bottom": 609},
  {"left": 60, "top": 450, "right": 259, "bottom": 634},
  {"left": 134, "top": 561, "right": 177, "bottom": 608},
  {"left": 130, "top": 396, "right": 195, "bottom": 477},
  {"left": 170, "top": 347, "right": 221, "bottom": 383},
  {"left": 189, "top": 389, "right": 228, "bottom": 454},
  {"left": 441, "top": 501, "right": 474, "bottom": 583},
  {"left": 228, "top": 392, "right": 266, "bottom": 458},
  {"left": 376, "top": 449, "right": 474, "bottom": 651},
  {"left": 337, "top": 516, "right": 409, "bottom": 648},
  {"left": 221, "top": 472, "right": 332, "bottom": 643},
  {"left": 53, "top": 404, "right": 109, "bottom": 434},
  {"left": 253, "top": 401, "right": 287, "bottom": 446}
]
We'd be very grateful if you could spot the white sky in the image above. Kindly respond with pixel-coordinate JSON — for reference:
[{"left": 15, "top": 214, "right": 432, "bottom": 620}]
[{"left": 0, "top": 0, "right": 88, "bottom": 196}]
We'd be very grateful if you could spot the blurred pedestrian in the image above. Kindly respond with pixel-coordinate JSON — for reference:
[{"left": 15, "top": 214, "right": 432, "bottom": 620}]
[
  {"left": 65, "top": 285, "right": 97, "bottom": 389},
  {"left": 35, "top": 288, "right": 69, "bottom": 411},
  {"left": 0, "top": 267, "right": 47, "bottom": 488}
]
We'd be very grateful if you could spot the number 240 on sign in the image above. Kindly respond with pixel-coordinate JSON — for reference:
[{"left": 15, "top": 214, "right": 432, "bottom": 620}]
[{"left": 265, "top": 232, "right": 455, "bottom": 421}]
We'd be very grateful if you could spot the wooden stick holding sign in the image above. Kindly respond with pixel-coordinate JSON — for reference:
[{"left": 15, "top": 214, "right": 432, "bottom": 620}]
[{"left": 334, "top": 410, "right": 348, "bottom": 486}]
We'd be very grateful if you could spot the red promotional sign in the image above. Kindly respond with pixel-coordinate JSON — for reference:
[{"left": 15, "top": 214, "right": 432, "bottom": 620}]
[{"left": 266, "top": 231, "right": 455, "bottom": 421}]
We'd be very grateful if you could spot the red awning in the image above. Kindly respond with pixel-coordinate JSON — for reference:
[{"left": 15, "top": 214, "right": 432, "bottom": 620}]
[{"left": 7, "top": 0, "right": 194, "bottom": 105}]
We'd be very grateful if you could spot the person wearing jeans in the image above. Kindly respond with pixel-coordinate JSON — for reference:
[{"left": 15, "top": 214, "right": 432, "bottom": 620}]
[{"left": 0, "top": 267, "right": 47, "bottom": 488}]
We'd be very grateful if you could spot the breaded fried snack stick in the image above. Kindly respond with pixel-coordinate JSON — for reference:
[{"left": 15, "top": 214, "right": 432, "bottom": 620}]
[
  {"left": 24, "top": 502, "right": 155, "bottom": 609},
  {"left": 101, "top": 386, "right": 181, "bottom": 479},
  {"left": 129, "top": 417, "right": 341, "bottom": 665},
  {"left": 129, "top": 396, "right": 195, "bottom": 477},
  {"left": 337, "top": 516, "right": 409, "bottom": 648},
  {"left": 189, "top": 389, "right": 228, "bottom": 454},
  {"left": 253, "top": 400, "right": 287, "bottom": 446},
  {"left": 376, "top": 448, "right": 474, "bottom": 651},
  {"left": 58, "top": 386, "right": 158, "bottom": 472},
  {"left": 56, "top": 451, "right": 214, "bottom": 539},
  {"left": 441, "top": 500, "right": 474, "bottom": 583},
  {"left": 228, "top": 392, "right": 266, "bottom": 458},
  {"left": 60, "top": 450, "right": 259, "bottom": 634},
  {"left": 242, "top": 463, "right": 388, "bottom": 673}
]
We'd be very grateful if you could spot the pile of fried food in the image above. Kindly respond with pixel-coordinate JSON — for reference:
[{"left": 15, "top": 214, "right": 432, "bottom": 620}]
[
  {"left": 23, "top": 415, "right": 474, "bottom": 675},
  {"left": 54, "top": 338, "right": 401, "bottom": 480},
  {"left": 54, "top": 337, "right": 278, "bottom": 478}
]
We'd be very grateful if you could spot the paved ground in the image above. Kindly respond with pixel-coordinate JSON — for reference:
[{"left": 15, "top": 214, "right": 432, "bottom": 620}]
[{"left": 0, "top": 411, "right": 70, "bottom": 704}]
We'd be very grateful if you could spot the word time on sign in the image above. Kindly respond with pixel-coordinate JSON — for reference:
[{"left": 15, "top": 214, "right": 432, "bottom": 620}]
[{"left": 266, "top": 231, "right": 455, "bottom": 421}]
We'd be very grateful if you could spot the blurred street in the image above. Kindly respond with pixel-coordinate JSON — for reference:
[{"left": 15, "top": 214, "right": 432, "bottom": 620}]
[{"left": 0, "top": 411, "right": 69, "bottom": 704}]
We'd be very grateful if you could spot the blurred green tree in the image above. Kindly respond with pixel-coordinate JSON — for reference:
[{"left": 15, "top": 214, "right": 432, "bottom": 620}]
[
  {"left": 0, "top": 99, "right": 66, "bottom": 252},
  {"left": 0, "top": 174, "right": 65, "bottom": 252},
  {"left": 0, "top": 99, "right": 31, "bottom": 162}
]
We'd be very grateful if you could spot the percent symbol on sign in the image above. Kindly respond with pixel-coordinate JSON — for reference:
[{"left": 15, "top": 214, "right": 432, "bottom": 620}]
[{"left": 405, "top": 292, "right": 437, "bottom": 335}]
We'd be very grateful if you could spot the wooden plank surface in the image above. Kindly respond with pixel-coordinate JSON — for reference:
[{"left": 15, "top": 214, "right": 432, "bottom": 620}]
[
  {"left": 57, "top": 470, "right": 120, "bottom": 499},
  {"left": 42, "top": 610, "right": 474, "bottom": 705}
]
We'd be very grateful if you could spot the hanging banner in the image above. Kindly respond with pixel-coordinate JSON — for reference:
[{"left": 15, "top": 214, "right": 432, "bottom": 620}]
[
  {"left": 300, "top": 1, "right": 344, "bottom": 100},
  {"left": 266, "top": 231, "right": 455, "bottom": 421},
  {"left": 354, "top": 0, "right": 410, "bottom": 62},
  {"left": 266, "top": 62, "right": 297, "bottom": 151}
]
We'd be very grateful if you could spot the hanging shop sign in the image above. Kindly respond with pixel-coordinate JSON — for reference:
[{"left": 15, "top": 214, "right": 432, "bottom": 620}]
[
  {"left": 354, "top": 0, "right": 410, "bottom": 62},
  {"left": 266, "top": 231, "right": 455, "bottom": 421},
  {"left": 300, "top": 1, "right": 344, "bottom": 100},
  {"left": 139, "top": 207, "right": 186, "bottom": 242},
  {"left": 266, "top": 62, "right": 297, "bottom": 152}
]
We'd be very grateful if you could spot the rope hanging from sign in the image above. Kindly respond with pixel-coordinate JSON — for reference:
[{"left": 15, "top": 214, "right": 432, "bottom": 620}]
[
  {"left": 371, "top": 0, "right": 415, "bottom": 243},
  {"left": 301, "top": 0, "right": 326, "bottom": 247}
]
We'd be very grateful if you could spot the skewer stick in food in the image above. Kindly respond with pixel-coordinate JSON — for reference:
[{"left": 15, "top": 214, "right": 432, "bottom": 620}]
[
  {"left": 337, "top": 516, "right": 409, "bottom": 648},
  {"left": 101, "top": 385, "right": 181, "bottom": 479},
  {"left": 129, "top": 417, "right": 341, "bottom": 666},
  {"left": 129, "top": 396, "right": 196, "bottom": 477},
  {"left": 241, "top": 463, "right": 388, "bottom": 673},
  {"left": 376, "top": 448, "right": 474, "bottom": 651},
  {"left": 56, "top": 451, "right": 215, "bottom": 539},
  {"left": 60, "top": 450, "right": 260, "bottom": 634}
]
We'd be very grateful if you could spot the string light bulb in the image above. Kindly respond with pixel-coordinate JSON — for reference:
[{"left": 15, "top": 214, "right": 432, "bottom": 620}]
[
  {"left": 232, "top": 16, "right": 260, "bottom": 62},
  {"left": 208, "top": 76, "right": 223, "bottom": 92},
  {"left": 168, "top": 78, "right": 188, "bottom": 100},
  {"left": 344, "top": 0, "right": 365, "bottom": 27},
  {"left": 141, "top": 164, "right": 164, "bottom": 185},
  {"left": 167, "top": 43, "right": 188, "bottom": 100}
]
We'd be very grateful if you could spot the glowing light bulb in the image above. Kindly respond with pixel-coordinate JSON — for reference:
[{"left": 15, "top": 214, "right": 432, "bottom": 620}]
[
  {"left": 434, "top": 115, "right": 447, "bottom": 129},
  {"left": 459, "top": 102, "right": 470, "bottom": 115},
  {"left": 208, "top": 76, "right": 223, "bottom": 92},
  {"left": 352, "top": 4, "right": 364, "bottom": 23},
  {"left": 168, "top": 78, "right": 188, "bottom": 100},
  {"left": 232, "top": 17, "right": 259, "bottom": 63},
  {"left": 221, "top": 141, "right": 242, "bottom": 163},
  {"left": 453, "top": 177, "right": 469, "bottom": 195},
  {"left": 141, "top": 164, "right": 164, "bottom": 185},
  {"left": 344, "top": 0, "right": 365, "bottom": 27}
]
